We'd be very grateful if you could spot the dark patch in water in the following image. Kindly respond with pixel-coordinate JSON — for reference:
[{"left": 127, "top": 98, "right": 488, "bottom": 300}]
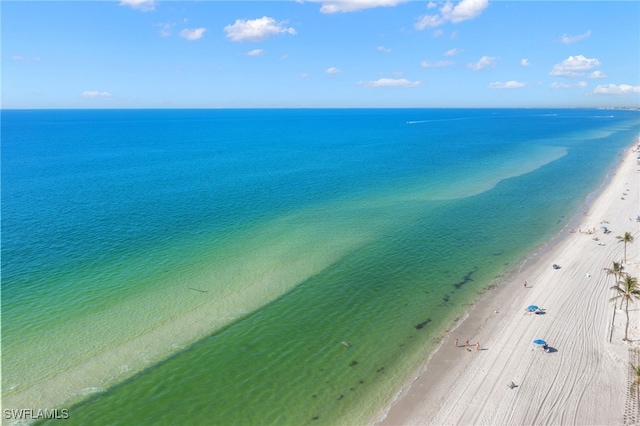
[
  {"left": 452, "top": 267, "right": 478, "bottom": 289},
  {"left": 442, "top": 294, "right": 450, "bottom": 303},
  {"left": 312, "top": 416, "right": 319, "bottom": 420},
  {"left": 376, "top": 367, "right": 385, "bottom": 373},
  {"left": 359, "top": 380, "right": 364, "bottom": 384},
  {"left": 337, "top": 394, "right": 344, "bottom": 400},
  {"left": 349, "top": 360, "right": 359, "bottom": 367},
  {"left": 312, "top": 394, "right": 317, "bottom": 398},
  {"left": 415, "top": 319, "right": 432, "bottom": 329}
]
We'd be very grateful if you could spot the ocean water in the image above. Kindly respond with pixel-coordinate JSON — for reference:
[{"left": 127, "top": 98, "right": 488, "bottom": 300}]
[{"left": 2, "top": 108, "right": 639, "bottom": 425}]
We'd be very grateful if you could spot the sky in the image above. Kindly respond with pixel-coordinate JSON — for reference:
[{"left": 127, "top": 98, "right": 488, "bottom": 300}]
[{"left": 2, "top": 0, "right": 639, "bottom": 109}]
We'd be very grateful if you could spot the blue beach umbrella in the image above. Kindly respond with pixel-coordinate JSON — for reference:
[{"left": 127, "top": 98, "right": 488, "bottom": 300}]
[
  {"left": 533, "top": 339, "right": 547, "bottom": 346},
  {"left": 527, "top": 305, "right": 539, "bottom": 312}
]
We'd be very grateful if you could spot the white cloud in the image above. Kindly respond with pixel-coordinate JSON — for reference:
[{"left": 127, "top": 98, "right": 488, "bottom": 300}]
[
  {"left": 488, "top": 81, "right": 525, "bottom": 89},
  {"left": 81, "top": 91, "right": 112, "bottom": 98},
  {"left": 560, "top": 30, "right": 591, "bottom": 45},
  {"left": 156, "top": 22, "right": 175, "bottom": 37},
  {"left": 247, "top": 49, "right": 264, "bottom": 56},
  {"left": 588, "top": 70, "right": 607, "bottom": 79},
  {"left": 521, "top": 58, "right": 530, "bottom": 66},
  {"left": 443, "top": 0, "right": 489, "bottom": 23},
  {"left": 325, "top": 67, "right": 342, "bottom": 74},
  {"left": 466, "top": 55, "right": 496, "bottom": 71},
  {"left": 592, "top": 84, "right": 640, "bottom": 95},
  {"left": 119, "top": 0, "right": 155, "bottom": 12},
  {"left": 378, "top": 46, "right": 392, "bottom": 53},
  {"left": 416, "top": 0, "right": 489, "bottom": 30},
  {"left": 549, "top": 55, "right": 601, "bottom": 77},
  {"left": 444, "top": 48, "right": 462, "bottom": 57},
  {"left": 224, "top": 17, "right": 296, "bottom": 42},
  {"left": 180, "top": 28, "right": 206, "bottom": 41},
  {"left": 550, "top": 81, "right": 588, "bottom": 89},
  {"left": 12, "top": 55, "right": 41, "bottom": 62},
  {"left": 360, "top": 78, "right": 422, "bottom": 88},
  {"left": 420, "top": 60, "right": 454, "bottom": 68},
  {"left": 416, "top": 14, "right": 444, "bottom": 29},
  {"left": 307, "top": 0, "right": 407, "bottom": 14}
]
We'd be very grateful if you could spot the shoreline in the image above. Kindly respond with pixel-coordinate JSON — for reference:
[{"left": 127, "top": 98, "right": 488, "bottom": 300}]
[{"left": 376, "top": 137, "right": 640, "bottom": 425}]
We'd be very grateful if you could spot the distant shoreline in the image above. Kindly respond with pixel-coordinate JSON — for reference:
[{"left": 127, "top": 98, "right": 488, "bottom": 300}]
[{"left": 1, "top": 107, "right": 639, "bottom": 111}]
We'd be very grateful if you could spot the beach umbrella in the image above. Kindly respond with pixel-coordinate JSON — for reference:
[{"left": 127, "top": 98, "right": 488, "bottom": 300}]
[
  {"left": 533, "top": 339, "right": 547, "bottom": 346},
  {"left": 527, "top": 305, "right": 539, "bottom": 312}
]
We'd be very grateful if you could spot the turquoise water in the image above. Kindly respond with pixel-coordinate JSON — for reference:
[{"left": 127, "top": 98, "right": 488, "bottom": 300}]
[{"left": 2, "top": 109, "right": 639, "bottom": 425}]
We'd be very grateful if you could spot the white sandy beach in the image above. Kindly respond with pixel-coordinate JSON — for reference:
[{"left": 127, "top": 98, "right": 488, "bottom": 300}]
[{"left": 378, "top": 139, "right": 640, "bottom": 426}]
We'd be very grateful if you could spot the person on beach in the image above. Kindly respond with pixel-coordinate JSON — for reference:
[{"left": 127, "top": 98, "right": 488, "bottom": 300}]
[
  {"left": 476, "top": 342, "right": 480, "bottom": 351},
  {"left": 455, "top": 338, "right": 459, "bottom": 347},
  {"left": 523, "top": 281, "right": 527, "bottom": 288},
  {"left": 466, "top": 338, "right": 470, "bottom": 347}
]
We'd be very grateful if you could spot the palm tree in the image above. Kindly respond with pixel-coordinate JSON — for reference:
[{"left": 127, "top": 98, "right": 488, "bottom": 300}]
[
  {"left": 616, "top": 232, "right": 635, "bottom": 263},
  {"left": 610, "top": 274, "right": 640, "bottom": 341},
  {"left": 604, "top": 261, "right": 625, "bottom": 308}
]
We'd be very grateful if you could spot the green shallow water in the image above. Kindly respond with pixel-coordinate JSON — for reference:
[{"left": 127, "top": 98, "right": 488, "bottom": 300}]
[{"left": 44, "top": 169, "right": 591, "bottom": 426}]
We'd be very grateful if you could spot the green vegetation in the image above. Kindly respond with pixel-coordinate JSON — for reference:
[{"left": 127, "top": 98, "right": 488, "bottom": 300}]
[
  {"left": 616, "top": 232, "right": 635, "bottom": 263},
  {"left": 610, "top": 273, "right": 640, "bottom": 341}
]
